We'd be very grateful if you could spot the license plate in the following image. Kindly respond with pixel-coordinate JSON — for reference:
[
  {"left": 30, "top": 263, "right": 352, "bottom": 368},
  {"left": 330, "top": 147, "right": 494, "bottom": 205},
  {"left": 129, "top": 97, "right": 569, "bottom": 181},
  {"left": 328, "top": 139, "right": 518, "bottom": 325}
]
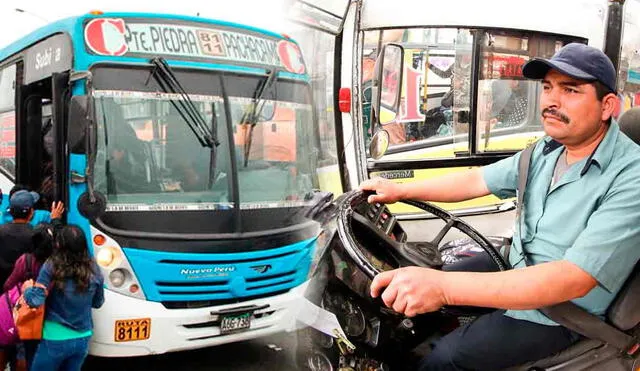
[
  {"left": 114, "top": 318, "right": 151, "bottom": 342},
  {"left": 220, "top": 312, "right": 251, "bottom": 334}
]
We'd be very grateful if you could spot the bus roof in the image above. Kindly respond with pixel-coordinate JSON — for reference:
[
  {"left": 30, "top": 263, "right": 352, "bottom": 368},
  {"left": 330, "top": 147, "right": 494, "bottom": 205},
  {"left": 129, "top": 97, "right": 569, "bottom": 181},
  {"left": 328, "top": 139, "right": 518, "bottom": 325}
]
[{"left": 361, "top": 0, "right": 607, "bottom": 47}]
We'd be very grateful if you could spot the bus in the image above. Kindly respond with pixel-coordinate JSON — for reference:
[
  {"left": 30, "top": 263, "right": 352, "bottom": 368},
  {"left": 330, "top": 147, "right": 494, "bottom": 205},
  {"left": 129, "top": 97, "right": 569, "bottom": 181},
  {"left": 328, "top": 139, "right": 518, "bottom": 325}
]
[{"left": 0, "top": 11, "right": 336, "bottom": 357}]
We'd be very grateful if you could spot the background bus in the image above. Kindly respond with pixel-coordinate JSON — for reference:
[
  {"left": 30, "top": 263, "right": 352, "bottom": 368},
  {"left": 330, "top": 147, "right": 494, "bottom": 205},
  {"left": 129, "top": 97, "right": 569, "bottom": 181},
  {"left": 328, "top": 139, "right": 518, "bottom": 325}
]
[
  {"left": 0, "top": 11, "right": 338, "bottom": 357},
  {"left": 313, "top": 0, "right": 640, "bottom": 210}
]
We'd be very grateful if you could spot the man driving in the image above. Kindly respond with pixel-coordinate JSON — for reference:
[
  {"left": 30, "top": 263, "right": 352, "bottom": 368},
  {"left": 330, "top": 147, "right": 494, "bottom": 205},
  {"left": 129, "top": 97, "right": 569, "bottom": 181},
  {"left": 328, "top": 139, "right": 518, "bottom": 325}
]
[{"left": 360, "top": 43, "right": 640, "bottom": 370}]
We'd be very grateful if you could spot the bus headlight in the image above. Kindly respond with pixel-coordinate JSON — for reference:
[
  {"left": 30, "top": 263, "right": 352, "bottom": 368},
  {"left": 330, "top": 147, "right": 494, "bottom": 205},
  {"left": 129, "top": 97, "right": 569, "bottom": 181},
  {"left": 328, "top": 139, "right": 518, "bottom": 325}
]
[
  {"left": 96, "top": 247, "right": 120, "bottom": 268},
  {"left": 109, "top": 269, "right": 126, "bottom": 287},
  {"left": 91, "top": 226, "right": 146, "bottom": 300}
]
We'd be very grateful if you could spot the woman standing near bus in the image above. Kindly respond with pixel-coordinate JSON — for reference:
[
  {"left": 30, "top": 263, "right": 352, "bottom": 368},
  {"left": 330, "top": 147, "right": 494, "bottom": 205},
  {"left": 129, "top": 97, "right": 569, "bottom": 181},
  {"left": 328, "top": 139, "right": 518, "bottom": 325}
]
[{"left": 24, "top": 225, "right": 104, "bottom": 371}]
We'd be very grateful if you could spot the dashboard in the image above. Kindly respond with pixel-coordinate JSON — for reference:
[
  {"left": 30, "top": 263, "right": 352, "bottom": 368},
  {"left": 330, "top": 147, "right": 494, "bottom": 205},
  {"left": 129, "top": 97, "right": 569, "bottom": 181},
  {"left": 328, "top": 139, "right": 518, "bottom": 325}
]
[{"left": 355, "top": 202, "right": 407, "bottom": 243}]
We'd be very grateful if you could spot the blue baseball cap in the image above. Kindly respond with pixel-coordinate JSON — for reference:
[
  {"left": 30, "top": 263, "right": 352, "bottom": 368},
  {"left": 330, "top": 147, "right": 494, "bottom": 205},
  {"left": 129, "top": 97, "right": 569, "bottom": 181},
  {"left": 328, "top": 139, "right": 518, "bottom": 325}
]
[
  {"left": 522, "top": 43, "right": 616, "bottom": 94},
  {"left": 10, "top": 190, "right": 39, "bottom": 212}
]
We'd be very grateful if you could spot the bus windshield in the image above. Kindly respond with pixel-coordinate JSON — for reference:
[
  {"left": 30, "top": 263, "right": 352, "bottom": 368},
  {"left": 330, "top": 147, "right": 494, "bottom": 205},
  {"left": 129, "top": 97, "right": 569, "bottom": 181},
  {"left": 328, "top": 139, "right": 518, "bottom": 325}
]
[{"left": 91, "top": 67, "right": 317, "bottom": 213}]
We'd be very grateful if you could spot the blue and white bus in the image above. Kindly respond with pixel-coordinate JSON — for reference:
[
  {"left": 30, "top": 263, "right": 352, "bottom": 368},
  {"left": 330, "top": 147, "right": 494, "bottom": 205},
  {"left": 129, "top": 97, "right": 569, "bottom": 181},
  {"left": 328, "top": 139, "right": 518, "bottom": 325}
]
[{"left": 0, "top": 11, "right": 331, "bottom": 356}]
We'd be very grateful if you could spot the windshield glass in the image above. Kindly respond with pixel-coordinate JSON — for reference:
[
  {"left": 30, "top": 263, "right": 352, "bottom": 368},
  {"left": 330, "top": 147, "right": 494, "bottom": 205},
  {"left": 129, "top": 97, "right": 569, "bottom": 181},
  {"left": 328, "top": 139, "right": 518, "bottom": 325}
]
[
  {"left": 361, "top": 28, "right": 582, "bottom": 159},
  {"left": 92, "top": 69, "right": 317, "bottom": 213}
]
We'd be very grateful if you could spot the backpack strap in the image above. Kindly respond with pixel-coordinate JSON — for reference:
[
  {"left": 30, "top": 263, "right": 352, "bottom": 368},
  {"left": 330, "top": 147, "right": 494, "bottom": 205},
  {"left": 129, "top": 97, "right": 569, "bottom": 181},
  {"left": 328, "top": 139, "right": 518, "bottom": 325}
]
[{"left": 516, "top": 141, "right": 639, "bottom": 357}]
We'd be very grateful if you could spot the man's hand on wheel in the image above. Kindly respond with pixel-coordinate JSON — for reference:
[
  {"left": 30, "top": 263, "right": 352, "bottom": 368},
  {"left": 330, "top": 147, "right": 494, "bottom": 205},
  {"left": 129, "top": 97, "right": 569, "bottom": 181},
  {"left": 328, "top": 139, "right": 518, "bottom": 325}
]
[
  {"left": 359, "top": 178, "right": 405, "bottom": 204},
  {"left": 370, "top": 266, "right": 448, "bottom": 317}
]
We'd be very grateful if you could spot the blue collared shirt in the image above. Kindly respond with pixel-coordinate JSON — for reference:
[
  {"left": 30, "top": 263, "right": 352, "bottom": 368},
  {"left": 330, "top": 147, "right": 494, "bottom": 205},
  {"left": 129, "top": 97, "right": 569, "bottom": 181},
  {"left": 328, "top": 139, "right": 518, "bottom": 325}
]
[
  {"left": 0, "top": 195, "right": 52, "bottom": 226},
  {"left": 483, "top": 122, "right": 640, "bottom": 325}
]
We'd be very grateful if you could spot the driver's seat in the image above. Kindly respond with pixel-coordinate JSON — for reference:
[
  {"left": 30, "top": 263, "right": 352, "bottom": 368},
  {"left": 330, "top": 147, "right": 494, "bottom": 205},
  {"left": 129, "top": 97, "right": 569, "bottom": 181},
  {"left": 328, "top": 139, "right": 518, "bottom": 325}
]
[
  {"left": 508, "top": 108, "right": 640, "bottom": 370},
  {"left": 507, "top": 262, "right": 640, "bottom": 370}
]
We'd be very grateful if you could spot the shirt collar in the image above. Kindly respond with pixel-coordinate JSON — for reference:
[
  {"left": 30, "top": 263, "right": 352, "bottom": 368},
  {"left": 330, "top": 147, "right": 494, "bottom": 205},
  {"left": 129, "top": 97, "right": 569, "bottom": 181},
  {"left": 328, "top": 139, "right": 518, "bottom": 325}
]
[{"left": 542, "top": 122, "right": 619, "bottom": 175}]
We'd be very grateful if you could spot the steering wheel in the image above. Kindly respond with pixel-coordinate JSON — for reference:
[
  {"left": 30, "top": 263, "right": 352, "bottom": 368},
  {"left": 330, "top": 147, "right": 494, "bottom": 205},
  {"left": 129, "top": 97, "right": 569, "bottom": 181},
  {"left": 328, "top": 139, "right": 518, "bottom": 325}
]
[{"left": 336, "top": 190, "right": 509, "bottom": 281}]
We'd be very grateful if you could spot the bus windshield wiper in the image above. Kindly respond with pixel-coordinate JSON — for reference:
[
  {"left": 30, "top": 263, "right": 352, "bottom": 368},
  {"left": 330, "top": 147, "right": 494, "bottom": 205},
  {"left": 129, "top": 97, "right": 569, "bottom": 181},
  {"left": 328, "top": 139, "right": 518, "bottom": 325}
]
[
  {"left": 242, "top": 68, "right": 277, "bottom": 167},
  {"left": 149, "top": 57, "right": 219, "bottom": 148}
]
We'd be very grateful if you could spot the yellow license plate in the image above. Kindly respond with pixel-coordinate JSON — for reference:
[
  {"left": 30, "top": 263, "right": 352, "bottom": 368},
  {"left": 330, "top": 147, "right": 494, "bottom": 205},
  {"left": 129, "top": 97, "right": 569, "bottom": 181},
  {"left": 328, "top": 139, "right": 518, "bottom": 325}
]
[{"left": 114, "top": 318, "right": 151, "bottom": 342}]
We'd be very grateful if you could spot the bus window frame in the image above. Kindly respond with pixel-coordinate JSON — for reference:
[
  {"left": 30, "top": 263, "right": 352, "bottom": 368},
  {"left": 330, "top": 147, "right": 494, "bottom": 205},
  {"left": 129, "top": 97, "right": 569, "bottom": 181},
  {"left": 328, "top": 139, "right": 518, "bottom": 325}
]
[
  {"left": 0, "top": 61, "right": 19, "bottom": 182},
  {"left": 84, "top": 63, "right": 324, "bottom": 239},
  {"left": 361, "top": 27, "right": 585, "bottom": 173}
]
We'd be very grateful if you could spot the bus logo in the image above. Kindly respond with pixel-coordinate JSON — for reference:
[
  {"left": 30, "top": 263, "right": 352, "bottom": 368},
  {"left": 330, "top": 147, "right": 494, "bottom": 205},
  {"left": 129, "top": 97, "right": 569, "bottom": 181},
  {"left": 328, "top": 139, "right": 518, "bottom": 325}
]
[
  {"left": 85, "top": 18, "right": 128, "bottom": 56},
  {"left": 277, "top": 40, "right": 305, "bottom": 74},
  {"left": 250, "top": 265, "right": 271, "bottom": 274},
  {"left": 179, "top": 266, "right": 236, "bottom": 278}
]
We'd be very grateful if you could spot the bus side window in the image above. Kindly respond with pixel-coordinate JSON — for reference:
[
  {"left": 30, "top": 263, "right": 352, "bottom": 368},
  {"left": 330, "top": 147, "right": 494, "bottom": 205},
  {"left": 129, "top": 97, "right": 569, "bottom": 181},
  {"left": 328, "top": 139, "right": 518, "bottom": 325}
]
[{"left": 0, "top": 64, "right": 17, "bottom": 181}]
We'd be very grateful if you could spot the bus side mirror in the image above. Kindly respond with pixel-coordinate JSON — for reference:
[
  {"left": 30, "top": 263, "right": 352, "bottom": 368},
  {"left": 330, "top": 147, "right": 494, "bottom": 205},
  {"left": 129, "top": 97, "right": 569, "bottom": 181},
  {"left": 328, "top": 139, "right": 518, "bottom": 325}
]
[
  {"left": 78, "top": 191, "right": 106, "bottom": 221},
  {"left": 369, "top": 129, "right": 390, "bottom": 160},
  {"left": 372, "top": 43, "right": 404, "bottom": 126},
  {"left": 68, "top": 95, "right": 88, "bottom": 154}
]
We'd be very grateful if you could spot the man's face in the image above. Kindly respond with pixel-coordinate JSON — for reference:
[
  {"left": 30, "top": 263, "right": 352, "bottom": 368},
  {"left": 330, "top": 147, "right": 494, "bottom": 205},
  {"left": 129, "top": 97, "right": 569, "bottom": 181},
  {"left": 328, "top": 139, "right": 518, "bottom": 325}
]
[{"left": 539, "top": 69, "right": 611, "bottom": 146}]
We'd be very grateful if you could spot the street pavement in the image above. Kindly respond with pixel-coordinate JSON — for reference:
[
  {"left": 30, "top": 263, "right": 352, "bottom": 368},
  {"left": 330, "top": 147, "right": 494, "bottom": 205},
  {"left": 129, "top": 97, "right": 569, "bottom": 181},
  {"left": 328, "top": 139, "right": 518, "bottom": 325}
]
[{"left": 82, "top": 332, "right": 304, "bottom": 371}]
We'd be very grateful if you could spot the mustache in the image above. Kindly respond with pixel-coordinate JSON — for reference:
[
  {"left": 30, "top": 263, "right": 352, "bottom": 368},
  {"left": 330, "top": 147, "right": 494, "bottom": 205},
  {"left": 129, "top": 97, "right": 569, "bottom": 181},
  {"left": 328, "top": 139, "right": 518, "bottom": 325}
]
[{"left": 541, "top": 108, "right": 570, "bottom": 124}]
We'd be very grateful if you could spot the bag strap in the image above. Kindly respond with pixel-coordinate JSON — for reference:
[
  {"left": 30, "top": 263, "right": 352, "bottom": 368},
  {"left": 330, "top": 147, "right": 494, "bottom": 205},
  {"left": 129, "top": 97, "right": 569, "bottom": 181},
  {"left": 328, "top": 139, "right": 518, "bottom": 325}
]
[
  {"left": 516, "top": 142, "right": 639, "bottom": 356},
  {"left": 516, "top": 143, "right": 535, "bottom": 235},
  {"left": 3, "top": 291, "right": 11, "bottom": 312},
  {"left": 25, "top": 254, "right": 34, "bottom": 281}
]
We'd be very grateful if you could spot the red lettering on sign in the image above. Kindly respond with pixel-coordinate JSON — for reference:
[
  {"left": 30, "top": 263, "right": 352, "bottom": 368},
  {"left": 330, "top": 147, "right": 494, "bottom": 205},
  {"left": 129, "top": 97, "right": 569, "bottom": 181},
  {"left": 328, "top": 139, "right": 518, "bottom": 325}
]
[
  {"left": 398, "top": 66, "right": 425, "bottom": 122},
  {"left": 487, "top": 55, "right": 526, "bottom": 79}
]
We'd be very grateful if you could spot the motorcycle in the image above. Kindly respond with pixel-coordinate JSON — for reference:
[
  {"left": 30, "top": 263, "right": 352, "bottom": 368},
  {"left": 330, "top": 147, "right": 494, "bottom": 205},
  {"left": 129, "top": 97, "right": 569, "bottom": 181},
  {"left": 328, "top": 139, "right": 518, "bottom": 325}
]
[{"left": 296, "top": 189, "right": 509, "bottom": 371}]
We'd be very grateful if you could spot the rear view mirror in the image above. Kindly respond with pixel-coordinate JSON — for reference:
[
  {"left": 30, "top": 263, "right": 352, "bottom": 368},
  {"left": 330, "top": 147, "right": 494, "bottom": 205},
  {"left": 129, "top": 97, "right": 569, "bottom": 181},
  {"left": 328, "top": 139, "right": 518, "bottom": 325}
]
[
  {"left": 369, "top": 130, "right": 390, "bottom": 160},
  {"left": 372, "top": 43, "right": 404, "bottom": 126},
  {"left": 68, "top": 95, "right": 88, "bottom": 154}
]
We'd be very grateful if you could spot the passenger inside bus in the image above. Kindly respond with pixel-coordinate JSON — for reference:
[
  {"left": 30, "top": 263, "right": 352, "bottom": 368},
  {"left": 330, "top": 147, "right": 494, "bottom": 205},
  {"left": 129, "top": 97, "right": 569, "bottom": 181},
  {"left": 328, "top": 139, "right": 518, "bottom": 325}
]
[
  {"left": 489, "top": 79, "right": 528, "bottom": 129},
  {"left": 39, "top": 116, "right": 54, "bottom": 209},
  {"left": 421, "top": 90, "right": 454, "bottom": 138},
  {"left": 104, "top": 103, "right": 160, "bottom": 194},
  {"left": 107, "top": 140, "right": 159, "bottom": 194},
  {"left": 172, "top": 161, "right": 206, "bottom": 192}
]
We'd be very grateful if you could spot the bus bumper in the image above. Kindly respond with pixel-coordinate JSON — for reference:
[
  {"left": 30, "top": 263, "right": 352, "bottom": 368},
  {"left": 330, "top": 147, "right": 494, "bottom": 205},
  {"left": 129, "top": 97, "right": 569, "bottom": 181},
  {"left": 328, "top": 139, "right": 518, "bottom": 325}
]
[{"left": 89, "top": 280, "right": 310, "bottom": 357}]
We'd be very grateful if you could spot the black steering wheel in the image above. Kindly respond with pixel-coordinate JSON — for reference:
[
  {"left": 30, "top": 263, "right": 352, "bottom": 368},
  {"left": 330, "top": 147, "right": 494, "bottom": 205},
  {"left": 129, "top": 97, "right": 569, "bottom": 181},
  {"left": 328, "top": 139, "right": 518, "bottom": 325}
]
[{"left": 336, "top": 190, "right": 509, "bottom": 280}]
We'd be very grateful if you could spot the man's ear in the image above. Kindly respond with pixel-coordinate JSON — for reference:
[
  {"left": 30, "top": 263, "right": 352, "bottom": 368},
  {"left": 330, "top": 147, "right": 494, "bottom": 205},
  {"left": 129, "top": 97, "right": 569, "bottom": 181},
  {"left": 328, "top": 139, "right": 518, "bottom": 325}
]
[{"left": 601, "top": 93, "right": 619, "bottom": 122}]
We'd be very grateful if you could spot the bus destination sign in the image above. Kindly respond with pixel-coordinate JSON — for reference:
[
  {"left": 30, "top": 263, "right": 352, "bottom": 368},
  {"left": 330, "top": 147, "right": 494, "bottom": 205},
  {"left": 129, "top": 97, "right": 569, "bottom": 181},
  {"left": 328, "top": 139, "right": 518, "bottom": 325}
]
[{"left": 84, "top": 18, "right": 305, "bottom": 74}]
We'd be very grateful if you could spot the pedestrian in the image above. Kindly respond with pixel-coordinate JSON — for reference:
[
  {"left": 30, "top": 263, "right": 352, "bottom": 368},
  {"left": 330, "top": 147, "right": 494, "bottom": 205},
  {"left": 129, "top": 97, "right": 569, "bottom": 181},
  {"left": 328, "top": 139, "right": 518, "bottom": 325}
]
[
  {"left": 3, "top": 223, "right": 56, "bottom": 370},
  {"left": 25, "top": 225, "right": 104, "bottom": 371},
  {"left": 0, "top": 193, "right": 62, "bottom": 371},
  {"left": 1, "top": 185, "right": 54, "bottom": 226},
  {"left": 0, "top": 191, "right": 62, "bottom": 287},
  {"left": 3, "top": 223, "right": 56, "bottom": 292}
]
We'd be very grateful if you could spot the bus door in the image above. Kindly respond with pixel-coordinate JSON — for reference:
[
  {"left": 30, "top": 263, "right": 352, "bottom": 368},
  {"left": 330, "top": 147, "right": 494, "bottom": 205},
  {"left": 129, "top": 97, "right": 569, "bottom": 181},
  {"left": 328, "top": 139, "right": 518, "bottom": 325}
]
[
  {"left": 288, "top": 0, "right": 351, "bottom": 194},
  {"left": 15, "top": 34, "right": 72, "bottom": 210}
]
